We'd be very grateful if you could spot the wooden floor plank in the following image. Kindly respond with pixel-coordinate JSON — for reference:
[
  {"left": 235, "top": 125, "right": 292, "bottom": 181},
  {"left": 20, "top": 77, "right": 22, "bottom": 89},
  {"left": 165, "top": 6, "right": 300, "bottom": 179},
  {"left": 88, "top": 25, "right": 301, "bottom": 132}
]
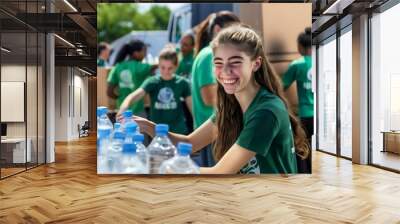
[{"left": 0, "top": 135, "right": 399, "bottom": 223}]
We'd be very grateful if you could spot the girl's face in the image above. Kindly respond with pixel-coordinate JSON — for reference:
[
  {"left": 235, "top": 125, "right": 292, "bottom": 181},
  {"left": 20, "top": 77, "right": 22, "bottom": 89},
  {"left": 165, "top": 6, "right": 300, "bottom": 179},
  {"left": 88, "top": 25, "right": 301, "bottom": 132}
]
[
  {"left": 132, "top": 47, "right": 147, "bottom": 61},
  {"left": 159, "top": 59, "right": 177, "bottom": 79},
  {"left": 213, "top": 44, "right": 261, "bottom": 94}
]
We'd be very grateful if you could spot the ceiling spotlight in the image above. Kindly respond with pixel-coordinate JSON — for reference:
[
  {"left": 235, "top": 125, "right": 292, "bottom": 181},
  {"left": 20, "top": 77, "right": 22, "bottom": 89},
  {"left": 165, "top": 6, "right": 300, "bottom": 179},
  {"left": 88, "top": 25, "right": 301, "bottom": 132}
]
[
  {"left": 63, "top": 0, "right": 78, "bottom": 12},
  {"left": 54, "top": 34, "right": 75, "bottom": 48},
  {"left": 78, "top": 67, "right": 92, "bottom": 76},
  {"left": 1, "top": 47, "right": 11, "bottom": 53},
  {"left": 322, "top": 0, "right": 355, "bottom": 15}
]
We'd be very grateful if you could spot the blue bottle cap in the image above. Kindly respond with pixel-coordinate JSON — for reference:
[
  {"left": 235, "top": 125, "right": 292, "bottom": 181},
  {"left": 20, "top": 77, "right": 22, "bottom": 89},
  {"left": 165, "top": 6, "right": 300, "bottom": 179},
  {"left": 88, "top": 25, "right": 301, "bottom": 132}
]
[
  {"left": 113, "top": 131, "right": 125, "bottom": 140},
  {"left": 133, "top": 133, "right": 144, "bottom": 143},
  {"left": 123, "top": 142, "right": 137, "bottom": 154},
  {"left": 177, "top": 142, "right": 192, "bottom": 156},
  {"left": 125, "top": 122, "right": 138, "bottom": 133},
  {"left": 97, "top": 106, "right": 107, "bottom": 117},
  {"left": 123, "top": 110, "right": 133, "bottom": 118},
  {"left": 155, "top": 124, "right": 169, "bottom": 136},
  {"left": 114, "top": 122, "right": 121, "bottom": 129},
  {"left": 98, "top": 127, "right": 111, "bottom": 138}
]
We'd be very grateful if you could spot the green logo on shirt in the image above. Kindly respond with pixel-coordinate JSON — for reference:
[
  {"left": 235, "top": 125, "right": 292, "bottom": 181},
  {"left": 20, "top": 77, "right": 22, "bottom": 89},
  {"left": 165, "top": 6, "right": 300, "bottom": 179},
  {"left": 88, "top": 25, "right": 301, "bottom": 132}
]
[
  {"left": 303, "top": 69, "right": 312, "bottom": 90},
  {"left": 155, "top": 87, "right": 177, "bottom": 110},
  {"left": 240, "top": 157, "right": 260, "bottom": 174}
]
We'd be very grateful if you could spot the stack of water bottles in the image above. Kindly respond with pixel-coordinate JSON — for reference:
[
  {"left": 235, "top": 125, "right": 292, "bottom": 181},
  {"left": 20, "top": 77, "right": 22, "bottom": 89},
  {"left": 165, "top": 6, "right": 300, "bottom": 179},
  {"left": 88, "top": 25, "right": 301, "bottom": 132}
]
[{"left": 97, "top": 106, "right": 200, "bottom": 174}]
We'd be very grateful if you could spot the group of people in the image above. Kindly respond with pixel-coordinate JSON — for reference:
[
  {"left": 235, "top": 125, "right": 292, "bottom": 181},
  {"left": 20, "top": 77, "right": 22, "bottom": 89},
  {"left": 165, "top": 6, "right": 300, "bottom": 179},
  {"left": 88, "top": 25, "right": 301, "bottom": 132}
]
[{"left": 97, "top": 10, "right": 313, "bottom": 174}]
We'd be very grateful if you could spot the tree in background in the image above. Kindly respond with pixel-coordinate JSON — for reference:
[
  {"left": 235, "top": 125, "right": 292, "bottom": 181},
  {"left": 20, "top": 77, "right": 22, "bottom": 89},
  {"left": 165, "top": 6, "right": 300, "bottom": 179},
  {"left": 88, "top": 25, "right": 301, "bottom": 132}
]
[
  {"left": 147, "top": 6, "right": 171, "bottom": 30},
  {"left": 98, "top": 3, "right": 171, "bottom": 43}
]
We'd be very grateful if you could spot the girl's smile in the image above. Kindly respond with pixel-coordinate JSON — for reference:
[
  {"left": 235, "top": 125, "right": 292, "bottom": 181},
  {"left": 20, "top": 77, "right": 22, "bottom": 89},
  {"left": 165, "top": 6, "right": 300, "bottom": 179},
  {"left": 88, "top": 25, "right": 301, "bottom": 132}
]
[{"left": 213, "top": 44, "right": 258, "bottom": 95}]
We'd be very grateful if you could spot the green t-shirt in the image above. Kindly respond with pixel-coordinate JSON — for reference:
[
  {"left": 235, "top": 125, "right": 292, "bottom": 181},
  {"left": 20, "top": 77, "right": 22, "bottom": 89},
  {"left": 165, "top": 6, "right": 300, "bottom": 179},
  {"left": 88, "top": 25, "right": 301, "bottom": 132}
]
[
  {"left": 97, "top": 59, "right": 106, "bottom": 67},
  {"left": 191, "top": 46, "right": 216, "bottom": 129},
  {"left": 176, "top": 51, "right": 194, "bottom": 79},
  {"left": 282, "top": 56, "right": 313, "bottom": 118},
  {"left": 211, "top": 88, "right": 298, "bottom": 174},
  {"left": 141, "top": 75, "right": 191, "bottom": 134},
  {"left": 107, "top": 60, "right": 151, "bottom": 114}
]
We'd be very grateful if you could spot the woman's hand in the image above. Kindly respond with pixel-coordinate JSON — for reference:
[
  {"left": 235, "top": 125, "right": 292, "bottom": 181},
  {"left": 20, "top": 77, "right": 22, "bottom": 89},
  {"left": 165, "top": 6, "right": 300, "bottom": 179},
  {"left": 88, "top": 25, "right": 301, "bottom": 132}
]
[
  {"left": 133, "top": 115, "right": 156, "bottom": 137},
  {"left": 116, "top": 112, "right": 124, "bottom": 123}
]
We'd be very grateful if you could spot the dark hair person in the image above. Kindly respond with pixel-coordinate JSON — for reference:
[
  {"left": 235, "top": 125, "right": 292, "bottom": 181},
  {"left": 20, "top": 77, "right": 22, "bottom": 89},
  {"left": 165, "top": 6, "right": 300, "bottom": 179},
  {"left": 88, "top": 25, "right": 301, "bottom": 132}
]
[
  {"left": 97, "top": 42, "right": 110, "bottom": 67},
  {"left": 176, "top": 33, "right": 196, "bottom": 134},
  {"left": 194, "top": 11, "right": 240, "bottom": 55},
  {"left": 114, "top": 40, "right": 147, "bottom": 65},
  {"left": 281, "top": 27, "right": 313, "bottom": 173},
  {"left": 107, "top": 39, "right": 157, "bottom": 116},
  {"left": 134, "top": 25, "right": 310, "bottom": 174},
  {"left": 176, "top": 32, "right": 195, "bottom": 78}
]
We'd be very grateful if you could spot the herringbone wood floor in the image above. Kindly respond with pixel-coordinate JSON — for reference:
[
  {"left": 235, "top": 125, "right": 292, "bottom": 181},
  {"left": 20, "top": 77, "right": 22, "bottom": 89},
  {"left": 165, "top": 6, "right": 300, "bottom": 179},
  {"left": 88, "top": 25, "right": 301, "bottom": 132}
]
[{"left": 0, "top": 135, "right": 400, "bottom": 224}]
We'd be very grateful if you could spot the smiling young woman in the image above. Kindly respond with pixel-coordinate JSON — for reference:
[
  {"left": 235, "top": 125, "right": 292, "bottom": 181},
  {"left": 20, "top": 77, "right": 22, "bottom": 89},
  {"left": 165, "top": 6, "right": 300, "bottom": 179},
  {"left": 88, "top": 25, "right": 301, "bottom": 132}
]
[{"left": 133, "top": 25, "right": 310, "bottom": 174}]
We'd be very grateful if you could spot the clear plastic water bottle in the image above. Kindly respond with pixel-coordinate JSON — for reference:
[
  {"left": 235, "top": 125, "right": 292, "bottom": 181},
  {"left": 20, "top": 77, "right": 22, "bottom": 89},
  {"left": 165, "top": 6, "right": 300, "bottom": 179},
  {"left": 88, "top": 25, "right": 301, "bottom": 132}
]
[
  {"left": 159, "top": 142, "right": 200, "bottom": 174},
  {"left": 113, "top": 122, "right": 122, "bottom": 131},
  {"left": 97, "top": 106, "right": 106, "bottom": 119},
  {"left": 147, "top": 124, "right": 176, "bottom": 174},
  {"left": 97, "top": 106, "right": 112, "bottom": 133},
  {"left": 133, "top": 133, "right": 149, "bottom": 172},
  {"left": 122, "top": 122, "right": 138, "bottom": 152},
  {"left": 97, "top": 128, "right": 112, "bottom": 174},
  {"left": 122, "top": 110, "right": 140, "bottom": 132},
  {"left": 97, "top": 106, "right": 113, "bottom": 174},
  {"left": 107, "top": 122, "right": 125, "bottom": 173},
  {"left": 121, "top": 137, "right": 147, "bottom": 174}
]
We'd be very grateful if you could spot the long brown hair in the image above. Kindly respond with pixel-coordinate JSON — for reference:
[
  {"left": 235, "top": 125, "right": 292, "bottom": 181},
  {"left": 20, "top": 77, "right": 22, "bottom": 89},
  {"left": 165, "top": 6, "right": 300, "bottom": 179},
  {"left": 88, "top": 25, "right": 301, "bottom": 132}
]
[
  {"left": 210, "top": 25, "right": 310, "bottom": 161},
  {"left": 194, "top": 11, "right": 240, "bottom": 56}
]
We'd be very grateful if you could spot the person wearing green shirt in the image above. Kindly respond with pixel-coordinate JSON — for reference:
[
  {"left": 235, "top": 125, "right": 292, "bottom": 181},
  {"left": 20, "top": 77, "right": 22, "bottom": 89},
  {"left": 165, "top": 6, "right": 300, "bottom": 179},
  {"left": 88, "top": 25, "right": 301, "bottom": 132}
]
[
  {"left": 133, "top": 26, "right": 310, "bottom": 174},
  {"left": 282, "top": 28, "right": 313, "bottom": 173},
  {"left": 117, "top": 46, "right": 192, "bottom": 134},
  {"left": 97, "top": 42, "right": 110, "bottom": 67},
  {"left": 191, "top": 46, "right": 215, "bottom": 129},
  {"left": 190, "top": 11, "right": 240, "bottom": 167},
  {"left": 107, "top": 40, "right": 157, "bottom": 116},
  {"left": 176, "top": 33, "right": 195, "bottom": 79},
  {"left": 176, "top": 32, "right": 195, "bottom": 134}
]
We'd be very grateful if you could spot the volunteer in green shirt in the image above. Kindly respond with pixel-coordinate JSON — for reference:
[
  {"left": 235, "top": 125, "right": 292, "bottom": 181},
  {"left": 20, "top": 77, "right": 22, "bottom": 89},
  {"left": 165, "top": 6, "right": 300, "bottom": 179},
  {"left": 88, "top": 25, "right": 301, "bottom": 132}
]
[
  {"left": 117, "top": 46, "right": 192, "bottom": 134},
  {"left": 107, "top": 40, "right": 157, "bottom": 115},
  {"left": 176, "top": 32, "right": 195, "bottom": 134},
  {"left": 282, "top": 28, "right": 313, "bottom": 173},
  {"left": 97, "top": 42, "right": 110, "bottom": 67},
  {"left": 190, "top": 11, "right": 240, "bottom": 167},
  {"left": 176, "top": 33, "right": 195, "bottom": 79},
  {"left": 133, "top": 26, "right": 310, "bottom": 174},
  {"left": 191, "top": 45, "right": 215, "bottom": 129}
]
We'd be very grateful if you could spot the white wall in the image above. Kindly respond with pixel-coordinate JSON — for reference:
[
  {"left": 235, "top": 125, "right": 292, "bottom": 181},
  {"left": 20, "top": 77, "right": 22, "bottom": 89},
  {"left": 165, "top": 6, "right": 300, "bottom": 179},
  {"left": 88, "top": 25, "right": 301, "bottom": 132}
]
[
  {"left": 1, "top": 64, "right": 46, "bottom": 164},
  {"left": 54, "top": 66, "right": 89, "bottom": 141},
  {"left": 1, "top": 65, "right": 26, "bottom": 138},
  {"left": 1, "top": 65, "right": 31, "bottom": 138}
]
